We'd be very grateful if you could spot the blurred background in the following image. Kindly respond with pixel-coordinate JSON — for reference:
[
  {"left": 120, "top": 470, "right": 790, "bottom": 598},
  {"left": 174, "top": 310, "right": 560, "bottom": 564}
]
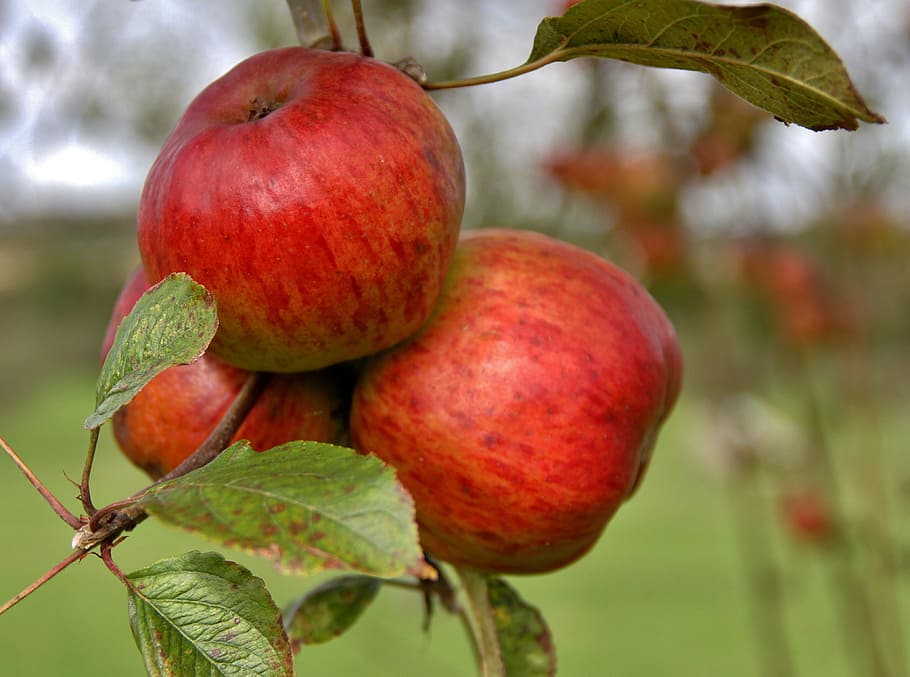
[{"left": 1, "top": 0, "right": 908, "bottom": 675}]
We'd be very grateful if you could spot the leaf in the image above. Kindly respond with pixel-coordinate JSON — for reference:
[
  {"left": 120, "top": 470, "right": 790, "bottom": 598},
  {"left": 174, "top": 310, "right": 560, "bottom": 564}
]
[
  {"left": 488, "top": 578, "right": 556, "bottom": 677},
  {"left": 530, "top": 0, "right": 885, "bottom": 131},
  {"left": 283, "top": 575, "right": 382, "bottom": 649},
  {"left": 137, "top": 440, "right": 426, "bottom": 578},
  {"left": 84, "top": 272, "right": 217, "bottom": 430},
  {"left": 126, "top": 551, "right": 293, "bottom": 677}
]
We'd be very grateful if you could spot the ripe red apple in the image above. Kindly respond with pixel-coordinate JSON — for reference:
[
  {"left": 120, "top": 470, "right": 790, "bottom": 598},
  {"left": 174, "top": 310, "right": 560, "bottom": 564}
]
[
  {"left": 138, "top": 47, "right": 465, "bottom": 373},
  {"left": 103, "top": 268, "right": 348, "bottom": 479},
  {"left": 350, "top": 229, "right": 683, "bottom": 573}
]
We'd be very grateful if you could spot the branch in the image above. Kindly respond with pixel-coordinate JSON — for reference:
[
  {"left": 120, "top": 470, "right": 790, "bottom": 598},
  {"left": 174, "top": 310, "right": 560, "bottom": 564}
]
[
  {"left": 72, "top": 371, "right": 268, "bottom": 551},
  {"left": 79, "top": 427, "right": 101, "bottom": 516},
  {"left": 0, "top": 549, "right": 88, "bottom": 616},
  {"left": 0, "top": 435, "right": 83, "bottom": 529}
]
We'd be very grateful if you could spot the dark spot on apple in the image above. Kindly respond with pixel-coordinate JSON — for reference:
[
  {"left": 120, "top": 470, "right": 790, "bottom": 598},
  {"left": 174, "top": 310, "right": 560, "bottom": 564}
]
[
  {"left": 459, "top": 477, "right": 478, "bottom": 497},
  {"left": 423, "top": 145, "right": 442, "bottom": 173},
  {"left": 483, "top": 432, "right": 502, "bottom": 449},
  {"left": 247, "top": 96, "right": 283, "bottom": 122}
]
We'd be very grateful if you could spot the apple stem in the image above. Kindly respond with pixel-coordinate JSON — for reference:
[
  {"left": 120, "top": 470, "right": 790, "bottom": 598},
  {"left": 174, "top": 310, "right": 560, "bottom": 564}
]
[
  {"left": 285, "top": 0, "right": 336, "bottom": 50},
  {"left": 79, "top": 427, "right": 101, "bottom": 516},
  {"left": 157, "top": 371, "right": 269, "bottom": 482},
  {"left": 351, "top": 0, "right": 373, "bottom": 57},
  {"left": 0, "top": 434, "right": 83, "bottom": 529},
  {"left": 422, "top": 53, "right": 561, "bottom": 91},
  {"left": 455, "top": 567, "right": 505, "bottom": 677},
  {"left": 0, "top": 548, "right": 87, "bottom": 616}
]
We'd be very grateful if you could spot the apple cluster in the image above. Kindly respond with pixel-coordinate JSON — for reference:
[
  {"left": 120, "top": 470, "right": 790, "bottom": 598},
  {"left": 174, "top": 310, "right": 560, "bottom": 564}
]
[{"left": 106, "top": 46, "right": 682, "bottom": 574}]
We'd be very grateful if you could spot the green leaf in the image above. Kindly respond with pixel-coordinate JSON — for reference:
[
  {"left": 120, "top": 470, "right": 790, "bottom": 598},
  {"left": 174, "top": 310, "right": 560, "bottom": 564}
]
[
  {"left": 137, "top": 440, "right": 426, "bottom": 578},
  {"left": 283, "top": 575, "right": 381, "bottom": 649},
  {"left": 488, "top": 578, "right": 556, "bottom": 677},
  {"left": 530, "top": 0, "right": 885, "bottom": 131},
  {"left": 84, "top": 272, "right": 217, "bottom": 430},
  {"left": 126, "top": 551, "right": 293, "bottom": 677}
]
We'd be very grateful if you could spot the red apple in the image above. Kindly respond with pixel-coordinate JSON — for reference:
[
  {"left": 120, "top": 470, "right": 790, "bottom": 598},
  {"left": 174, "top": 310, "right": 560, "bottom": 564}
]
[
  {"left": 779, "top": 487, "right": 836, "bottom": 545},
  {"left": 734, "top": 239, "right": 856, "bottom": 348},
  {"left": 103, "top": 268, "right": 348, "bottom": 479},
  {"left": 350, "top": 229, "right": 683, "bottom": 573},
  {"left": 138, "top": 47, "right": 465, "bottom": 373}
]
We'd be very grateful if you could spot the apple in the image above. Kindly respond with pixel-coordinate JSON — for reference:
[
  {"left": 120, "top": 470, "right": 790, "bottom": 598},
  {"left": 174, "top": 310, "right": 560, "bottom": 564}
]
[
  {"left": 138, "top": 47, "right": 465, "bottom": 373},
  {"left": 778, "top": 487, "right": 836, "bottom": 545},
  {"left": 103, "top": 268, "right": 348, "bottom": 479},
  {"left": 543, "top": 147, "right": 681, "bottom": 223},
  {"left": 349, "top": 229, "right": 682, "bottom": 573},
  {"left": 734, "top": 239, "right": 855, "bottom": 348}
]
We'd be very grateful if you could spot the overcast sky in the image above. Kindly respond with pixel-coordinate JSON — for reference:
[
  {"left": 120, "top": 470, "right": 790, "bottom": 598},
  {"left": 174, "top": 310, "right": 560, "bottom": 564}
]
[{"left": 1, "top": 0, "right": 907, "bottom": 233}]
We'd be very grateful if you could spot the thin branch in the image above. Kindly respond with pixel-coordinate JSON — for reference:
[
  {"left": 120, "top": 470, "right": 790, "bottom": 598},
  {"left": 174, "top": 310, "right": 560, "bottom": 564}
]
[
  {"left": 798, "top": 350, "right": 892, "bottom": 677},
  {"left": 351, "top": 0, "right": 373, "bottom": 57},
  {"left": 88, "top": 495, "right": 143, "bottom": 533},
  {"left": 0, "top": 549, "right": 87, "bottom": 616},
  {"left": 0, "top": 435, "right": 83, "bottom": 529},
  {"left": 79, "top": 427, "right": 100, "bottom": 516},
  {"left": 100, "top": 543, "right": 132, "bottom": 588},
  {"left": 157, "top": 371, "right": 269, "bottom": 482},
  {"left": 72, "top": 371, "right": 268, "bottom": 551},
  {"left": 455, "top": 567, "right": 505, "bottom": 677}
]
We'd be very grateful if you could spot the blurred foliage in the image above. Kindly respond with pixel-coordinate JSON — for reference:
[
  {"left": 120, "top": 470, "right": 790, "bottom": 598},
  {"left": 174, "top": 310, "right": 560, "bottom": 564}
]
[{"left": 0, "top": 0, "right": 908, "bottom": 675}]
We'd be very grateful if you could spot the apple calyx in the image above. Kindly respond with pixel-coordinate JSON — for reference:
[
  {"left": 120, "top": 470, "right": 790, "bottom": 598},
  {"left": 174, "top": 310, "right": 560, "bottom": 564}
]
[{"left": 247, "top": 96, "right": 285, "bottom": 121}]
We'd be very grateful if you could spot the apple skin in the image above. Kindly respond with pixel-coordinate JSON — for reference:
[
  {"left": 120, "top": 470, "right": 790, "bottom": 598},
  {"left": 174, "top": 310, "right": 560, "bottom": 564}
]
[
  {"left": 138, "top": 47, "right": 465, "bottom": 372},
  {"left": 103, "top": 268, "right": 348, "bottom": 479},
  {"left": 349, "top": 229, "right": 682, "bottom": 574}
]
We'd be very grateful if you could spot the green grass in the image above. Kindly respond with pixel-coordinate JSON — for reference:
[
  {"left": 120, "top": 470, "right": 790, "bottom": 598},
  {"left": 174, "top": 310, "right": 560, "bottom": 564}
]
[{"left": 0, "top": 373, "right": 906, "bottom": 676}]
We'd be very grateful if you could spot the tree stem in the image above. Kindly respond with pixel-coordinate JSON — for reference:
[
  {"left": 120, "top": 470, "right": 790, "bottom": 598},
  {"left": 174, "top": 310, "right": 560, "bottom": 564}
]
[{"left": 456, "top": 567, "right": 505, "bottom": 677}]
